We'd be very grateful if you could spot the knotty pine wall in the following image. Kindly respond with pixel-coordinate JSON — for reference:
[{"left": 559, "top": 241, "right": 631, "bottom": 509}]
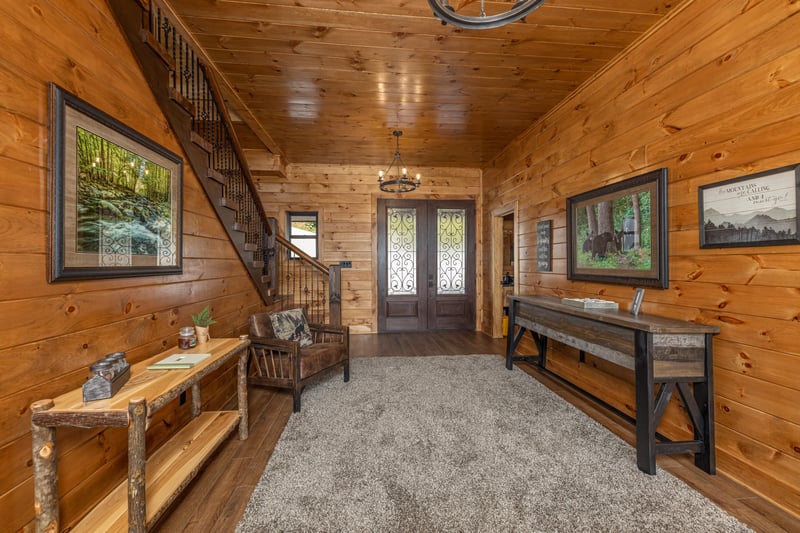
[
  {"left": 0, "top": 1, "right": 268, "bottom": 529},
  {"left": 483, "top": 0, "right": 800, "bottom": 517},
  {"left": 250, "top": 163, "right": 483, "bottom": 333}
]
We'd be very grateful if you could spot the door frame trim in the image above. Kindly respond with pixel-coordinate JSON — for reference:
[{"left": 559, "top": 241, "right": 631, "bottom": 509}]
[{"left": 491, "top": 201, "right": 518, "bottom": 338}]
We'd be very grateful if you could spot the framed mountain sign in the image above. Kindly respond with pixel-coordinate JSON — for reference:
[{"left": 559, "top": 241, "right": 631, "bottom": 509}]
[{"left": 699, "top": 164, "right": 800, "bottom": 248}]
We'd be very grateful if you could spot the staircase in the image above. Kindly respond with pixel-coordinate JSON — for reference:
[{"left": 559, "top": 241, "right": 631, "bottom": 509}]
[{"left": 108, "top": 0, "right": 340, "bottom": 324}]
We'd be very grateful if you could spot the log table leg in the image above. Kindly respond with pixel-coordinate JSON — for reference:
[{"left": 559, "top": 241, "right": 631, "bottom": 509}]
[
  {"left": 191, "top": 383, "right": 202, "bottom": 418},
  {"left": 31, "top": 399, "right": 58, "bottom": 533},
  {"left": 238, "top": 346, "right": 249, "bottom": 440},
  {"left": 128, "top": 398, "right": 147, "bottom": 533}
]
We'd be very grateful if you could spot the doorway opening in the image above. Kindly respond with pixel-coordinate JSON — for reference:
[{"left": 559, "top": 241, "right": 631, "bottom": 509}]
[{"left": 491, "top": 203, "right": 518, "bottom": 338}]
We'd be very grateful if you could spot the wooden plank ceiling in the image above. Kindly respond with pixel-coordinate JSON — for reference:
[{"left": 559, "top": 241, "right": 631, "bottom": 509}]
[{"left": 167, "top": 0, "right": 679, "bottom": 168}]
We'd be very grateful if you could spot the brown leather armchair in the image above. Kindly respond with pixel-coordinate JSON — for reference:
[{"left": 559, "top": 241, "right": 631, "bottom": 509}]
[{"left": 247, "top": 311, "right": 349, "bottom": 412}]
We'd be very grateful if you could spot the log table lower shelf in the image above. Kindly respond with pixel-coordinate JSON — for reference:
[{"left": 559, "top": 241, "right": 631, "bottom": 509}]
[
  {"left": 505, "top": 295, "right": 720, "bottom": 475},
  {"left": 72, "top": 411, "right": 239, "bottom": 532}
]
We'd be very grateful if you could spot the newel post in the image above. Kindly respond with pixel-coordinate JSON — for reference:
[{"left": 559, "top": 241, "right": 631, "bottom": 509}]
[
  {"left": 328, "top": 264, "right": 342, "bottom": 326},
  {"left": 266, "top": 217, "right": 278, "bottom": 298}
]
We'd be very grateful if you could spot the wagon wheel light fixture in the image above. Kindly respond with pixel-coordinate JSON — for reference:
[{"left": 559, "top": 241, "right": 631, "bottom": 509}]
[
  {"left": 428, "top": 0, "right": 547, "bottom": 30},
  {"left": 378, "top": 130, "right": 421, "bottom": 193}
]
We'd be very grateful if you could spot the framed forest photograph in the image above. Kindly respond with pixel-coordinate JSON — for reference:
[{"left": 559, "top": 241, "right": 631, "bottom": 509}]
[
  {"left": 566, "top": 168, "right": 668, "bottom": 288},
  {"left": 49, "top": 84, "right": 183, "bottom": 281},
  {"left": 698, "top": 164, "right": 800, "bottom": 248}
]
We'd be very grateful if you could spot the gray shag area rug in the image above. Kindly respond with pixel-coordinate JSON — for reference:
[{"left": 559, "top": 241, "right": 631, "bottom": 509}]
[{"left": 237, "top": 355, "right": 751, "bottom": 532}]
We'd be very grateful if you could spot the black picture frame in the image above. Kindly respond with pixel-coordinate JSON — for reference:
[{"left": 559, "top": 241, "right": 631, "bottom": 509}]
[
  {"left": 49, "top": 84, "right": 183, "bottom": 281},
  {"left": 698, "top": 164, "right": 800, "bottom": 248},
  {"left": 566, "top": 168, "right": 668, "bottom": 289},
  {"left": 536, "top": 220, "right": 552, "bottom": 272}
]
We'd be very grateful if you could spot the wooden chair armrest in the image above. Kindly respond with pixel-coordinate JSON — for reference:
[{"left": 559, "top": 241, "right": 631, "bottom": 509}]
[
  {"left": 308, "top": 323, "right": 348, "bottom": 335},
  {"left": 249, "top": 336, "right": 298, "bottom": 351}
]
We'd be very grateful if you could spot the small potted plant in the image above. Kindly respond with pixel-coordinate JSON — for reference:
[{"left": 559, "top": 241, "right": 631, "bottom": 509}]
[{"left": 192, "top": 305, "right": 216, "bottom": 344}]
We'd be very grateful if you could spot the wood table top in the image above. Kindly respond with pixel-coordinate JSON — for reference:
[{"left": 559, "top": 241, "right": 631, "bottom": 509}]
[
  {"left": 509, "top": 295, "right": 720, "bottom": 335},
  {"left": 32, "top": 338, "right": 248, "bottom": 424}
]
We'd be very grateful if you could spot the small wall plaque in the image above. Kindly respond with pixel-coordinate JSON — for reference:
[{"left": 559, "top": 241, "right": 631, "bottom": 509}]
[{"left": 537, "top": 220, "right": 552, "bottom": 272}]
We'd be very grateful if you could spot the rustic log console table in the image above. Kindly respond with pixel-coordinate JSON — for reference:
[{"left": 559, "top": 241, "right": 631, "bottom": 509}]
[
  {"left": 505, "top": 295, "right": 719, "bottom": 475},
  {"left": 31, "top": 338, "right": 250, "bottom": 532}
]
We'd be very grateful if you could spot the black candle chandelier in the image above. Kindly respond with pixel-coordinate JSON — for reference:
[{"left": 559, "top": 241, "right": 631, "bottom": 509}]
[
  {"left": 428, "top": 0, "right": 547, "bottom": 30},
  {"left": 378, "top": 130, "right": 421, "bottom": 193}
]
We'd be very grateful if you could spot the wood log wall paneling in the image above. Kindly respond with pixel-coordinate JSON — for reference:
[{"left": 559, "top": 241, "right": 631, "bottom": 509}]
[
  {"left": 0, "top": 1, "right": 269, "bottom": 529},
  {"left": 252, "top": 162, "right": 483, "bottom": 333},
  {"left": 482, "top": 0, "right": 800, "bottom": 517}
]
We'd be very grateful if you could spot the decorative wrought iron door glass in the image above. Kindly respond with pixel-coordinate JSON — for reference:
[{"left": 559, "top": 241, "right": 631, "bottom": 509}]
[
  {"left": 387, "top": 207, "right": 417, "bottom": 295},
  {"left": 437, "top": 208, "right": 466, "bottom": 295}
]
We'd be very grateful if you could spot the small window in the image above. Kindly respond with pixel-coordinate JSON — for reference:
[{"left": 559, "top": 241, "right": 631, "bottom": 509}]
[{"left": 286, "top": 211, "right": 318, "bottom": 259}]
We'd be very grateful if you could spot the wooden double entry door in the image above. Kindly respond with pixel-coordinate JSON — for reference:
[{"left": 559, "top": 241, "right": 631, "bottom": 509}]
[{"left": 377, "top": 199, "right": 476, "bottom": 332}]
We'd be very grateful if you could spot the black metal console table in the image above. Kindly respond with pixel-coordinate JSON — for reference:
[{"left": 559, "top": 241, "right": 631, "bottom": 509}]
[{"left": 505, "top": 294, "right": 720, "bottom": 475}]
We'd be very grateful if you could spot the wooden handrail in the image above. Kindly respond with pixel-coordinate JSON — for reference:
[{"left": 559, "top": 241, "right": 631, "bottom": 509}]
[{"left": 275, "top": 234, "right": 329, "bottom": 274}]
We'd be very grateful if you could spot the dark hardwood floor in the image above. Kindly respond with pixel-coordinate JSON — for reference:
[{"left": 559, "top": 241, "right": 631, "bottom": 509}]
[{"left": 154, "top": 332, "right": 799, "bottom": 532}]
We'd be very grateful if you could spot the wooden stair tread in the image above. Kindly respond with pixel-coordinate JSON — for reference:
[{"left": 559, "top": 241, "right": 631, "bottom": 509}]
[
  {"left": 71, "top": 411, "right": 240, "bottom": 532},
  {"left": 169, "top": 87, "right": 195, "bottom": 116},
  {"left": 219, "top": 197, "right": 236, "bottom": 211},
  {"left": 191, "top": 130, "right": 212, "bottom": 153},
  {"left": 207, "top": 168, "right": 227, "bottom": 184},
  {"left": 139, "top": 29, "right": 174, "bottom": 69}
]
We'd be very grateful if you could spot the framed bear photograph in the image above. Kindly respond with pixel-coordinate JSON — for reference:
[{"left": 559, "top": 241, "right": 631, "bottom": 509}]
[{"left": 566, "top": 169, "right": 668, "bottom": 288}]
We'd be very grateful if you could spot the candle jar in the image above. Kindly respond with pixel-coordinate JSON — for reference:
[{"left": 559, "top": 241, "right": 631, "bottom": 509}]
[
  {"left": 105, "top": 352, "right": 127, "bottom": 375},
  {"left": 89, "top": 360, "right": 113, "bottom": 381},
  {"left": 178, "top": 327, "right": 197, "bottom": 349}
]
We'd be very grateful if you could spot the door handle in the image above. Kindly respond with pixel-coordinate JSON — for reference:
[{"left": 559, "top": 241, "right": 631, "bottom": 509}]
[{"left": 428, "top": 274, "right": 434, "bottom": 289}]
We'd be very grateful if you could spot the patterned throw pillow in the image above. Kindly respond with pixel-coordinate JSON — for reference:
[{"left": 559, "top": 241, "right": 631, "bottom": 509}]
[{"left": 269, "top": 308, "right": 313, "bottom": 347}]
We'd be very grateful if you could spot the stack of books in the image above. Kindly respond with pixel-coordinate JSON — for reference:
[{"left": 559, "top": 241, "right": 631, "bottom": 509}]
[
  {"left": 560, "top": 298, "right": 619, "bottom": 310},
  {"left": 147, "top": 353, "right": 211, "bottom": 370}
]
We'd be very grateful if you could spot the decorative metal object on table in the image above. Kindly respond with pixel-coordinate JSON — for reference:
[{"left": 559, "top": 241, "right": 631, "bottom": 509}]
[
  {"left": 630, "top": 288, "right": 645, "bottom": 316},
  {"left": 377, "top": 130, "right": 421, "bottom": 193},
  {"left": 428, "top": 0, "right": 547, "bottom": 29},
  {"left": 82, "top": 351, "right": 130, "bottom": 402}
]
